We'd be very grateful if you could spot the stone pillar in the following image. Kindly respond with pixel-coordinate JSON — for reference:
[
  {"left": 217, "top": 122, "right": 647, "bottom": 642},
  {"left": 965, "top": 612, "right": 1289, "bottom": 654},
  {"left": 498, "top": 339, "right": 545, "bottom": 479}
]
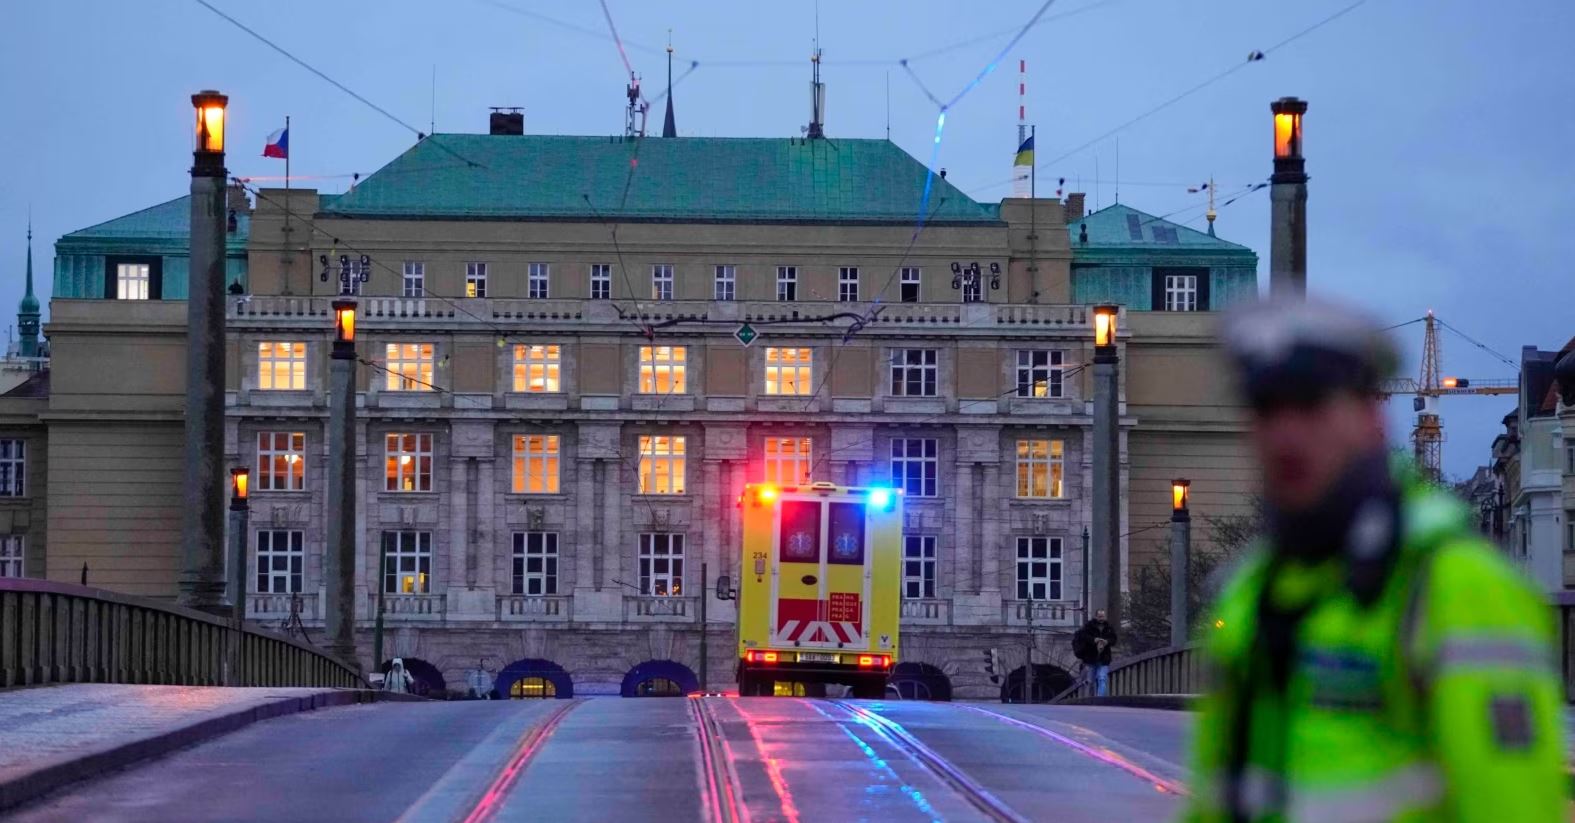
[
  {"left": 324, "top": 340, "right": 358, "bottom": 664},
  {"left": 575, "top": 422, "right": 624, "bottom": 621}
]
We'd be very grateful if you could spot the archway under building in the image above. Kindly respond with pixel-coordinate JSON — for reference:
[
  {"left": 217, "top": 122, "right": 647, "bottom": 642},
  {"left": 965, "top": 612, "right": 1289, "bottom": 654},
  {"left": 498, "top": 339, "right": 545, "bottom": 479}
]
[
  {"left": 494, "top": 658, "right": 574, "bottom": 699},
  {"left": 378, "top": 658, "right": 447, "bottom": 697},
  {"left": 1001, "top": 664, "right": 1073, "bottom": 703},
  {"left": 886, "top": 662, "right": 952, "bottom": 701},
  {"left": 621, "top": 660, "right": 699, "bottom": 697}
]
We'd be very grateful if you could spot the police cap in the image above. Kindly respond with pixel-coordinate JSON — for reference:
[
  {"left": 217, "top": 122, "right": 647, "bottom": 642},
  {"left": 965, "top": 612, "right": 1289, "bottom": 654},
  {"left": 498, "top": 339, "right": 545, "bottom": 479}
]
[{"left": 1221, "top": 297, "right": 1399, "bottom": 412}]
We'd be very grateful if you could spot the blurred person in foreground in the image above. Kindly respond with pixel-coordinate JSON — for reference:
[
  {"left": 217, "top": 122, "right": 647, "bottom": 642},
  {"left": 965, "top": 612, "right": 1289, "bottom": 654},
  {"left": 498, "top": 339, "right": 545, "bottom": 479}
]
[{"left": 1183, "top": 298, "right": 1565, "bottom": 822}]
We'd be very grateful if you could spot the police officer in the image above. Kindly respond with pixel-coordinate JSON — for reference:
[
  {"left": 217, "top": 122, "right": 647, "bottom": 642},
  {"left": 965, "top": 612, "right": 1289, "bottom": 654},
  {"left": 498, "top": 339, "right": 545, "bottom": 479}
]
[{"left": 1184, "top": 298, "right": 1566, "bottom": 822}]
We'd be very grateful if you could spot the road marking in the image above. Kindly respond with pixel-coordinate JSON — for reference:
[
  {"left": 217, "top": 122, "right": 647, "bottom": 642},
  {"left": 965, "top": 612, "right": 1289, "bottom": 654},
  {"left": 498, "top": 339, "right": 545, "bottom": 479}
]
[
  {"left": 960, "top": 705, "right": 1189, "bottom": 796},
  {"left": 457, "top": 700, "right": 580, "bottom": 823},
  {"left": 690, "top": 697, "right": 748, "bottom": 823}
]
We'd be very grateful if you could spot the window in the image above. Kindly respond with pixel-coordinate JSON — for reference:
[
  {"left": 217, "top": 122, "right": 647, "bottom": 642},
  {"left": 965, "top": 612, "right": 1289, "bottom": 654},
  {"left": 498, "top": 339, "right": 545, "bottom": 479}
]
[
  {"left": 1016, "top": 537, "right": 1063, "bottom": 600},
  {"left": 1016, "top": 439, "right": 1065, "bottom": 499},
  {"left": 638, "top": 435, "right": 686, "bottom": 495},
  {"left": 340, "top": 259, "right": 366, "bottom": 296},
  {"left": 1015, "top": 350, "right": 1065, "bottom": 398},
  {"left": 590, "top": 264, "right": 612, "bottom": 300},
  {"left": 117, "top": 263, "right": 151, "bottom": 300},
  {"left": 255, "top": 530, "right": 303, "bottom": 594},
  {"left": 839, "top": 267, "right": 859, "bottom": 302},
  {"left": 257, "top": 432, "right": 306, "bottom": 491},
  {"left": 402, "top": 261, "right": 425, "bottom": 298},
  {"left": 528, "top": 262, "right": 550, "bottom": 299},
  {"left": 903, "top": 535, "right": 937, "bottom": 599},
  {"left": 638, "top": 346, "right": 687, "bottom": 394},
  {"left": 900, "top": 267, "right": 921, "bottom": 303},
  {"left": 1164, "top": 273, "right": 1198, "bottom": 312},
  {"left": 512, "top": 345, "right": 560, "bottom": 393},
  {"left": 0, "top": 439, "right": 24, "bottom": 497},
  {"left": 512, "top": 532, "right": 559, "bottom": 595},
  {"left": 512, "top": 435, "right": 560, "bottom": 494},
  {"left": 382, "top": 531, "right": 432, "bottom": 594},
  {"left": 1567, "top": 445, "right": 1574, "bottom": 475},
  {"left": 1568, "top": 513, "right": 1575, "bottom": 552},
  {"left": 652, "top": 264, "right": 674, "bottom": 301},
  {"left": 763, "top": 437, "right": 813, "bottom": 485},
  {"left": 385, "top": 433, "right": 433, "bottom": 492},
  {"left": 890, "top": 438, "right": 939, "bottom": 497},
  {"left": 0, "top": 535, "right": 21, "bottom": 577},
  {"left": 776, "top": 266, "right": 798, "bottom": 301},
  {"left": 714, "top": 265, "right": 736, "bottom": 301},
  {"left": 385, "top": 343, "right": 435, "bottom": 391},
  {"left": 258, "top": 342, "right": 307, "bottom": 391},
  {"left": 466, "top": 262, "right": 488, "bottom": 298},
  {"left": 639, "top": 533, "right": 685, "bottom": 595},
  {"left": 962, "top": 273, "right": 983, "bottom": 303},
  {"left": 890, "top": 349, "right": 938, "bottom": 397},
  {"left": 764, "top": 347, "right": 812, "bottom": 396}
]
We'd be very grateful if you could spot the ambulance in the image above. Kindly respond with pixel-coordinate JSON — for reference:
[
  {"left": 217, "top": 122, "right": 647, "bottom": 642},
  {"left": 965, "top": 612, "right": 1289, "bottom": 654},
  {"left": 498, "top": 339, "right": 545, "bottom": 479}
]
[{"left": 733, "top": 482, "right": 902, "bottom": 698}]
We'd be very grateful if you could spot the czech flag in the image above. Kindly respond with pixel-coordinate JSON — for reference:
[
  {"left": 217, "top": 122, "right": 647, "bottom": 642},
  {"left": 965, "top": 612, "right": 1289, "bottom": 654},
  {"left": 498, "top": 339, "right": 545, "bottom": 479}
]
[
  {"left": 263, "top": 127, "right": 289, "bottom": 159},
  {"left": 1013, "top": 134, "right": 1034, "bottom": 166}
]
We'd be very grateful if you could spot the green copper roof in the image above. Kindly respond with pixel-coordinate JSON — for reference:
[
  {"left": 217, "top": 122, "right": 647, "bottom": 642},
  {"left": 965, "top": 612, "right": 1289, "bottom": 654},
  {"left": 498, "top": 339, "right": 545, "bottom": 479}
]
[
  {"left": 1068, "top": 203, "right": 1253, "bottom": 253},
  {"left": 322, "top": 135, "right": 1002, "bottom": 224},
  {"left": 20, "top": 224, "right": 39, "bottom": 315},
  {"left": 63, "top": 195, "right": 209, "bottom": 240}
]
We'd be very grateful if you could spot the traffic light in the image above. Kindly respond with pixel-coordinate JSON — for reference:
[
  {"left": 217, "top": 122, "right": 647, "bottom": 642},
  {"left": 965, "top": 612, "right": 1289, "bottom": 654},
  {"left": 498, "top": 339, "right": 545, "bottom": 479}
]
[{"left": 983, "top": 648, "right": 1001, "bottom": 685}]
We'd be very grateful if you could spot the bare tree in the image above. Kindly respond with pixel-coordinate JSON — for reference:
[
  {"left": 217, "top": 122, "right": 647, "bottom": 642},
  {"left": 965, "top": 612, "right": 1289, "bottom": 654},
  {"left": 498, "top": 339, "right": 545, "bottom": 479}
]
[{"left": 1123, "top": 505, "right": 1264, "bottom": 654}]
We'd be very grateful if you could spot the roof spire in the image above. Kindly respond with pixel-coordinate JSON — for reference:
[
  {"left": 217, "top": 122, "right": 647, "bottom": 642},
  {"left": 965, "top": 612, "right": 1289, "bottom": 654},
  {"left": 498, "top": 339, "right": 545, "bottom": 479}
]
[
  {"left": 662, "top": 32, "right": 677, "bottom": 138},
  {"left": 18, "top": 213, "right": 41, "bottom": 360}
]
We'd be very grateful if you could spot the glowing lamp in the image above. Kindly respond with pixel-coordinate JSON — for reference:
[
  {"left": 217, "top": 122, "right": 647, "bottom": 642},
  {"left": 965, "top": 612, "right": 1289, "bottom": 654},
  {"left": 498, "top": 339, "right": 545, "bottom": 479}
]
[
  {"left": 1093, "top": 304, "right": 1120, "bottom": 348},
  {"left": 754, "top": 485, "right": 779, "bottom": 506},
  {"left": 333, "top": 300, "right": 357, "bottom": 343},
  {"left": 192, "top": 90, "right": 228, "bottom": 155},
  {"left": 230, "top": 467, "right": 249, "bottom": 506},
  {"left": 1270, "top": 97, "right": 1308, "bottom": 182},
  {"left": 1171, "top": 478, "right": 1190, "bottom": 513},
  {"left": 867, "top": 487, "right": 893, "bottom": 510}
]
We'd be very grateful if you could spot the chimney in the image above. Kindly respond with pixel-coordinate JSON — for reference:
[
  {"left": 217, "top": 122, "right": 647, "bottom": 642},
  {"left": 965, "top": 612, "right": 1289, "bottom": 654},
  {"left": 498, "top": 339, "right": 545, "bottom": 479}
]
[
  {"left": 1064, "top": 192, "right": 1085, "bottom": 223},
  {"left": 489, "top": 108, "right": 524, "bottom": 136},
  {"left": 226, "top": 182, "right": 252, "bottom": 215}
]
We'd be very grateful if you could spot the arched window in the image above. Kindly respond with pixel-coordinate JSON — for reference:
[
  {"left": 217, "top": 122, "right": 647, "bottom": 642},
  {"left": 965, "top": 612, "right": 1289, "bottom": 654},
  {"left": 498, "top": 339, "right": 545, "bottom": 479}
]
[{"left": 510, "top": 677, "right": 557, "bottom": 699}]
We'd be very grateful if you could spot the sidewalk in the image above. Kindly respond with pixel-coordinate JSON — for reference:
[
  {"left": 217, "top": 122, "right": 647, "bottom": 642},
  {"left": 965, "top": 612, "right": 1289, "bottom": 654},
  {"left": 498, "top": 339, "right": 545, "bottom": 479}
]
[{"left": 0, "top": 683, "right": 411, "bottom": 812}]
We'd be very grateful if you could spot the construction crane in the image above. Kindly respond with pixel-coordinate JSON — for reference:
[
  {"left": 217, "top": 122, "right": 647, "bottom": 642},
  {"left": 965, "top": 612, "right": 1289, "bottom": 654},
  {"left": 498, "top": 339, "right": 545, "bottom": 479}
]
[{"left": 1378, "top": 311, "right": 1518, "bottom": 481}]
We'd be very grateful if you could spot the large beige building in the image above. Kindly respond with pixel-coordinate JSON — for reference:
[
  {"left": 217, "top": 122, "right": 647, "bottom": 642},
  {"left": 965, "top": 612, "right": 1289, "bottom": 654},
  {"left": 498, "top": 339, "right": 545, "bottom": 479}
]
[{"left": 37, "top": 126, "right": 1259, "bottom": 698}]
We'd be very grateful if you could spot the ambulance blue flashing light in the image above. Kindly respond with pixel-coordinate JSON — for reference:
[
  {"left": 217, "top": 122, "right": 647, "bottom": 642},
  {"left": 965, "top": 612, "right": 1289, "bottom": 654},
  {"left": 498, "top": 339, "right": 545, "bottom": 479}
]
[{"left": 867, "top": 487, "right": 895, "bottom": 511}]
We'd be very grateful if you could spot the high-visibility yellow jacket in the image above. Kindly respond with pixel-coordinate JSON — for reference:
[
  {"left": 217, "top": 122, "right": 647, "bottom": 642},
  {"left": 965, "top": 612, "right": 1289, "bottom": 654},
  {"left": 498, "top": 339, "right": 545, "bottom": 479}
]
[{"left": 1184, "top": 473, "right": 1567, "bottom": 822}]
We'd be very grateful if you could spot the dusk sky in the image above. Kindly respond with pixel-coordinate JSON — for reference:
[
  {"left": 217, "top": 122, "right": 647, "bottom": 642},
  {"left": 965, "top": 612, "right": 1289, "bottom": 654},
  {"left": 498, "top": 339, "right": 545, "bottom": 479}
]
[{"left": 3, "top": 0, "right": 1569, "bottom": 479}]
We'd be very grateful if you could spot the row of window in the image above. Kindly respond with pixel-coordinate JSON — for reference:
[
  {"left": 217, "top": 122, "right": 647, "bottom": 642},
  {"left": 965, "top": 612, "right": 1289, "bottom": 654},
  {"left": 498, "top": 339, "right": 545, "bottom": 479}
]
[
  {"left": 251, "top": 528, "right": 1065, "bottom": 601},
  {"left": 255, "top": 431, "right": 1067, "bottom": 499},
  {"left": 257, "top": 343, "right": 1068, "bottom": 400}
]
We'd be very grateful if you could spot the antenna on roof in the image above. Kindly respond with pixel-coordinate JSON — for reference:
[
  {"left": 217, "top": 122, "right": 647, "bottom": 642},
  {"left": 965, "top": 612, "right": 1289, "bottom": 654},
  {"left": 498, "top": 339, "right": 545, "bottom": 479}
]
[
  {"left": 806, "top": 2, "right": 825, "bottom": 139},
  {"left": 430, "top": 64, "right": 437, "bottom": 135},
  {"left": 625, "top": 72, "right": 647, "bottom": 138}
]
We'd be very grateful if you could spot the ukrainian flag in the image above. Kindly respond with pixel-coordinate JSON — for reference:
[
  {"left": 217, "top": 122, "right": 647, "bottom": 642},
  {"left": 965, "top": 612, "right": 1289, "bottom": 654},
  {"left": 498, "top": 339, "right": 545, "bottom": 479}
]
[{"left": 1014, "top": 134, "right": 1035, "bottom": 165}]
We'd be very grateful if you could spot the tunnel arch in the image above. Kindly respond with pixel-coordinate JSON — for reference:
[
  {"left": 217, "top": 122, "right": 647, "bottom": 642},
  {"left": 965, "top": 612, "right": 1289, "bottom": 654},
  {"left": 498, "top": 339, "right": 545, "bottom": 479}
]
[
  {"left": 621, "top": 659, "right": 699, "bottom": 697},
  {"left": 378, "top": 658, "right": 447, "bottom": 697},
  {"left": 1001, "top": 664, "right": 1073, "bottom": 703},
  {"left": 885, "top": 661, "right": 953, "bottom": 701},
  {"left": 494, "top": 658, "right": 574, "bottom": 699}
]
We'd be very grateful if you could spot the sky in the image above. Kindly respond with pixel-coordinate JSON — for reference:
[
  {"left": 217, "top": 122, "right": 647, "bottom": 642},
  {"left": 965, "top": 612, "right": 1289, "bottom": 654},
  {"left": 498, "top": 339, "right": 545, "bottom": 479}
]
[{"left": 2, "top": 0, "right": 1571, "bottom": 480}]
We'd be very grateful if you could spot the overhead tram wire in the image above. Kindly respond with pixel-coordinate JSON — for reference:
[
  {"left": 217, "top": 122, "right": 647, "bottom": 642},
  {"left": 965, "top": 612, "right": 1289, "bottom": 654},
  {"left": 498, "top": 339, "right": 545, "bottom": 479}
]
[{"left": 193, "top": 0, "right": 486, "bottom": 171}]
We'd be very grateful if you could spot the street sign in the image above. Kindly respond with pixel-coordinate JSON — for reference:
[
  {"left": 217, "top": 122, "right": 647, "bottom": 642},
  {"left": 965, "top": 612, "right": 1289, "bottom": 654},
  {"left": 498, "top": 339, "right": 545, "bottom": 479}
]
[{"left": 733, "top": 323, "right": 758, "bottom": 347}]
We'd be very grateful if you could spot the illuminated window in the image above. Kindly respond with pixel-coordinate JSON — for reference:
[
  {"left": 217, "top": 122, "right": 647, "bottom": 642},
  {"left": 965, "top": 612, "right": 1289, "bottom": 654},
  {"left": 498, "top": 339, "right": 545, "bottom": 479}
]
[
  {"left": 0, "top": 439, "right": 24, "bottom": 497},
  {"left": 763, "top": 437, "right": 812, "bottom": 485},
  {"left": 890, "top": 349, "right": 938, "bottom": 397},
  {"left": 257, "top": 342, "right": 307, "bottom": 391},
  {"left": 890, "top": 438, "right": 938, "bottom": 497},
  {"left": 1016, "top": 439, "right": 1065, "bottom": 499},
  {"left": 385, "top": 433, "right": 433, "bottom": 492},
  {"left": 255, "top": 530, "right": 303, "bottom": 594},
  {"left": 900, "top": 267, "right": 921, "bottom": 303},
  {"left": 638, "top": 346, "right": 687, "bottom": 394},
  {"left": 638, "top": 435, "right": 686, "bottom": 495},
  {"left": 466, "top": 262, "right": 488, "bottom": 298},
  {"left": 381, "top": 531, "right": 432, "bottom": 594},
  {"left": 401, "top": 261, "right": 425, "bottom": 298},
  {"left": 528, "top": 262, "right": 550, "bottom": 299},
  {"left": 652, "top": 264, "right": 674, "bottom": 301},
  {"left": 512, "top": 532, "right": 558, "bottom": 595},
  {"left": 512, "top": 435, "right": 560, "bottom": 494},
  {"left": 512, "top": 345, "right": 561, "bottom": 393},
  {"left": 256, "top": 431, "right": 306, "bottom": 491},
  {"left": 764, "top": 347, "right": 812, "bottom": 396},
  {"left": 839, "top": 267, "right": 860, "bottom": 302},
  {"left": 511, "top": 677, "right": 556, "bottom": 698},
  {"left": 1016, "top": 537, "right": 1062, "bottom": 600},
  {"left": 635, "top": 678, "right": 684, "bottom": 696},
  {"left": 1164, "top": 273, "right": 1198, "bottom": 312},
  {"left": 116, "top": 263, "right": 150, "bottom": 300},
  {"left": 590, "top": 263, "right": 612, "bottom": 300},
  {"left": 0, "top": 535, "right": 21, "bottom": 577},
  {"left": 385, "top": 343, "right": 435, "bottom": 391},
  {"left": 776, "top": 266, "right": 798, "bottom": 301},
  {"left": 1015, "top": 350, "right": 1064, "bottom": 398},
  {"left": 714, "top": 265, "right": 736, "bottom": 301},
  {"left": 639, "top": 533, "right": 685, "bottom": 595},
  {"left": 903, "top": 535, "right": 936, "bottom": 599}
]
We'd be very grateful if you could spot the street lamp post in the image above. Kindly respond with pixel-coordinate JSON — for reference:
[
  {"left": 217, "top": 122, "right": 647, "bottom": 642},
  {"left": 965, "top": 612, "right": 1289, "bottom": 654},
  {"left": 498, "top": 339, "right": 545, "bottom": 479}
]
[
  {"left": 373, "top": 537, "right": 388, "bottom": 674},
  {"left": 1169, "top": 479, "right": 1191, "bottom": 647},
  {"left": 1269, "top": 96, "right": 1309, "bottom": 298},
  {"left": 180, "top": 90, "right": 230, "bottom": 613},
  {"left": 227, "top": 467, "right": 249, "bottom": 685},
  {"left": 325, "top": 300, "right": 360, "bottom": 667},
  {"left": 1090, "top": 304, "right": 1123, "bottom": 629}
]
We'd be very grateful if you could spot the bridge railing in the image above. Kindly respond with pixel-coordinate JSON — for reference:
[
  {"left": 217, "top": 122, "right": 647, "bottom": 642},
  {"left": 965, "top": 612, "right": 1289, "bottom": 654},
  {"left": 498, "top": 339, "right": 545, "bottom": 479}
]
[
  {"left": 1, "top": 578, "right": 362, "bottom": 690},
  {"left": 1052, "top": 643, "right": 1203, "bottom": 703}
]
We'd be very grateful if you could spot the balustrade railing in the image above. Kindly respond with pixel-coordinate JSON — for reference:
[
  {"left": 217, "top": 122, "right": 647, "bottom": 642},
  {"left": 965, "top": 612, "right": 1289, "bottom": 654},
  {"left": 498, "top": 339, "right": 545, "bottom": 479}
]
[{"left": 497, "top": 595, "right": 570, "bottom": 621}]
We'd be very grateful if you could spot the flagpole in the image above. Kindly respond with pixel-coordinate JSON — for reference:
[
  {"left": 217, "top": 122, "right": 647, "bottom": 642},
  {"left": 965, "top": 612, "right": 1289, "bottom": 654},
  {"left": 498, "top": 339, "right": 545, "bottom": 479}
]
[{"left": 283, "top": 116, "right": 292, "bottom": 293}]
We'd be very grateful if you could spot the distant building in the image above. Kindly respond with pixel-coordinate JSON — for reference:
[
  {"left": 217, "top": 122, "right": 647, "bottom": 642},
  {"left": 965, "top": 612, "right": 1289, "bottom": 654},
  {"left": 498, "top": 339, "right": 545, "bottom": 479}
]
[{"left": 0, "top": 225, "right": 49, "bottom": 580}]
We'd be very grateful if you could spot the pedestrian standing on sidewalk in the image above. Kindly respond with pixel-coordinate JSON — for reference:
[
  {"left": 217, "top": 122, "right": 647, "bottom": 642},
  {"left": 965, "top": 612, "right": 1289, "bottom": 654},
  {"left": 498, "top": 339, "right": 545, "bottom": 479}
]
[{"left": 1073, "top": 609, "right": 1117, "bottom": 697}]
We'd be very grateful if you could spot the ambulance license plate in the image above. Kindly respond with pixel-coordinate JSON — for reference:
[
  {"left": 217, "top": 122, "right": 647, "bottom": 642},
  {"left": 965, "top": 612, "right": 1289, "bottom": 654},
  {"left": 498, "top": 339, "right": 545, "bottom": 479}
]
[{"left": 797, "top": 652, "right": 838, "bottom": 664}]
